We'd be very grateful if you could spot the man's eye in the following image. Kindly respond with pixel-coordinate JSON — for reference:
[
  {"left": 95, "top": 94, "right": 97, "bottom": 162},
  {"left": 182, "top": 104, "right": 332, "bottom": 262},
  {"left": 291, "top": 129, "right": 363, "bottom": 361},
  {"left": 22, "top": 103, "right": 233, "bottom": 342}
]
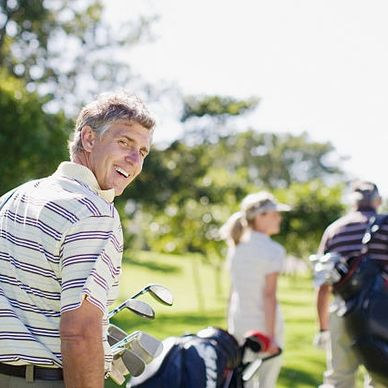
[{"left": 119, "top": 139, "right": 128, "bottom": 146}]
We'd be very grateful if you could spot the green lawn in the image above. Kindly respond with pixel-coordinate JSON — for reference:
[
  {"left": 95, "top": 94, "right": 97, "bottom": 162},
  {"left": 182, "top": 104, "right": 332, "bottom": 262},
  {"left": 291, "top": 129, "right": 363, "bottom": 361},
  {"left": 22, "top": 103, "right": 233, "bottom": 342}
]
[{"left": 105, "top": 251, "right": 328, "bottom": 387}]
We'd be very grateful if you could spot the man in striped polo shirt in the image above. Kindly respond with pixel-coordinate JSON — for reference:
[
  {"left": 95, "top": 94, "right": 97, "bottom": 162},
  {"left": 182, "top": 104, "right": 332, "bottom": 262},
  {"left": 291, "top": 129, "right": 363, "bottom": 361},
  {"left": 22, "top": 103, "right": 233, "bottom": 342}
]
[
  {"left": 0, "top": 91, "right": 155, "bottom": 387},
  {"left": 315, "top": 181, "right": 388, "bottom": 388}
]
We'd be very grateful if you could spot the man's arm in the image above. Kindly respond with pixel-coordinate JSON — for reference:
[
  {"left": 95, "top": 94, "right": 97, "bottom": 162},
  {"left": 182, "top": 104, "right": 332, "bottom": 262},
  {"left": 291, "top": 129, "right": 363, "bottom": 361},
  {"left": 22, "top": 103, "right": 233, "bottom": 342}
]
[
  {"left": 317, "top": 284, "right": 331, "bottom": 331},
  {"left": 312, "top": 283, "right": 331, "bottom": 349},
  {"left": 60, "top": 298, "right": 105, "bottom": 388}
]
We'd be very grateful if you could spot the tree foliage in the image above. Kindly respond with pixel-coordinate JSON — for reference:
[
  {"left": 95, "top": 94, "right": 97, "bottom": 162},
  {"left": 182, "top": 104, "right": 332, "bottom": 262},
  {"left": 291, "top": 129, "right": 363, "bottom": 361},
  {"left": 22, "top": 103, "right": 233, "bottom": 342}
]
[
  {"left": 0, "top": 0, "right": 154, "bottom": 112},
  {"left": 0, "top": 70, "right": 70, "bottom": 193},
  {"left": 124, "top": 94, "right": 348, "bottom": 259},
  {"left": 181, "top": 95, "right": 259, "bottom": 122},
  {"left": 0, "top": 0, "right": 156, "bottom": 193},
  {"left": 275, "top": 181, "right": 345, "bottom": 257},
  {"left": 0, "top": 1, "right": 351, "bottom": 261}
]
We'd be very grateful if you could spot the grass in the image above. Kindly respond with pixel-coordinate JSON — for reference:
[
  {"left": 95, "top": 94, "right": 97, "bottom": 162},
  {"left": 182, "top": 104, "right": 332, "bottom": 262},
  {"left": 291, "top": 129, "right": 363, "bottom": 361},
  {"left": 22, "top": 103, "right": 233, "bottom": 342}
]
[{"left": 104, "top": 250, "right": 357, "bottom": 387}]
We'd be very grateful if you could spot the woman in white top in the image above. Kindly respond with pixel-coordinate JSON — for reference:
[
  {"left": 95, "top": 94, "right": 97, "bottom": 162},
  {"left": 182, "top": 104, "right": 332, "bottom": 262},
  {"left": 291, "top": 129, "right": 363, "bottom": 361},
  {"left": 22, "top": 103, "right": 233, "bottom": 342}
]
[{"left": 221, "top": 192, "right": 290, "bottom": 388}]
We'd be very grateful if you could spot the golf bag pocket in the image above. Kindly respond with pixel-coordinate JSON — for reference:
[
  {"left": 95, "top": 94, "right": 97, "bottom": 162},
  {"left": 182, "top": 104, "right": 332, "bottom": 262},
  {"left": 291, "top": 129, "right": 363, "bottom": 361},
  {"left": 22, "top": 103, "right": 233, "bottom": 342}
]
[
  {"left": 342, "top": 264, "right": 388, "bottom": 385},
  {"left": 332, "top": 256, "right": 381, "bottom": 302}
]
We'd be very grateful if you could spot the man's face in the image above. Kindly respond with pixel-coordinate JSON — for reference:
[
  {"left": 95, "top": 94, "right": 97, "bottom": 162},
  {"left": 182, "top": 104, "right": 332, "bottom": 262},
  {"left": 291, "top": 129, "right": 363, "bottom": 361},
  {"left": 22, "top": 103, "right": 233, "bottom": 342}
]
[{"left": 86, "top": 120, "right": 152, "bottom": 196}]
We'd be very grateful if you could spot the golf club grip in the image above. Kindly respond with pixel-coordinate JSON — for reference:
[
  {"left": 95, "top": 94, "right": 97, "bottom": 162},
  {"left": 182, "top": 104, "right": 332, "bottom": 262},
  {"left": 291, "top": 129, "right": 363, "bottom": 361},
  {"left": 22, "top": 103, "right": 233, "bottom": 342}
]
[{"left": 261, "top": 347, "right": 282, "bottom": 362}]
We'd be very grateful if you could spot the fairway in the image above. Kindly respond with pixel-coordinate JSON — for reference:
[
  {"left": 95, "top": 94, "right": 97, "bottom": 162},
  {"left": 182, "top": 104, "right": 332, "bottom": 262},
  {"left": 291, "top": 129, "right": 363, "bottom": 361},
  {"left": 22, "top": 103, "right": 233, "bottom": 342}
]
[{"left": 105, "top": 250, "right": 333, "bottom": 387}]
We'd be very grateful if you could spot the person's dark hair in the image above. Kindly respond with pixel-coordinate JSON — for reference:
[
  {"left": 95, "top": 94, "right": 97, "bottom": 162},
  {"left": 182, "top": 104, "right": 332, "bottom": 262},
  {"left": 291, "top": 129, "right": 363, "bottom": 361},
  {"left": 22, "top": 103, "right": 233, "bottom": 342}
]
[{"left": 350, "top": 180, "right": 381, "bottom": 209}]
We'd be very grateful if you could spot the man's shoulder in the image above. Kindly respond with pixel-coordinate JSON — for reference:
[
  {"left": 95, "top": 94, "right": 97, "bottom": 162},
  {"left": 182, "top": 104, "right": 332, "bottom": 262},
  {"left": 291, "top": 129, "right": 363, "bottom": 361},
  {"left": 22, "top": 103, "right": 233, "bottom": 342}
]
[
  {"left": 34, "top": 175, "right": 117, "bottom": 220},
  {"left": 326, "top": 211, "right": 371, "bottom": 232}
]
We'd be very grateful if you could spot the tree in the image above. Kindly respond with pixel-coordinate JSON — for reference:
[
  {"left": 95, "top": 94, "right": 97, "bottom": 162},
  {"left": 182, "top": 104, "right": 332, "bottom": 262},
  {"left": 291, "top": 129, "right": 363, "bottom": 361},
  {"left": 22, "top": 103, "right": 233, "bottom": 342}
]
[
  {"left": 275, "top": 181, "right": 345, "bottom": 258},
  {"left": 119, "top": 93, "right": 350, "bottom": 302},
  {"left": 125, "top": 114, "right": 347, "bottom": 257},
  {"left": 215, "top": 130, "right": 345, "bottom": 189},
  {"left": 0, "top": 0, "right": 155, "bottom": 113},
  {"left": 0, "top": 0, "right": 158, "bottom": 192},
  {"left": 180, "top": 95, "right": 259, "bottom": 144},
  {"left": 181, "top": 95, "right": 259, "bottom": 122},
  {"left": 0, "top": 70, "right": 69, "bottom": 193}
]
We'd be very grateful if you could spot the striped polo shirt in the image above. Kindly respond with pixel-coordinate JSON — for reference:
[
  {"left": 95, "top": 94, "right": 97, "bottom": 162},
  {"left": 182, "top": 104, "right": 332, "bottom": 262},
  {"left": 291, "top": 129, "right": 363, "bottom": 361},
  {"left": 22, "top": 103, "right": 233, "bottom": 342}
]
[
  {"left": 0, "top": 162, "right": 123, "bottom": 371},
  {"left": 318, "top": 208, "right": 388, "bottom": 265}
]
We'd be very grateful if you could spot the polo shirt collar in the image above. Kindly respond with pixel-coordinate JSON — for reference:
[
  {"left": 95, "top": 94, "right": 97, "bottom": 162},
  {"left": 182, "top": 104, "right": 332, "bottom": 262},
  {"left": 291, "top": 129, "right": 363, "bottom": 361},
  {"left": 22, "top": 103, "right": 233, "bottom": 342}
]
[
  {"left": 53, "top": 162, "right": 115, "bottom": 203},
  {"left": 251, "top": 230, "right": 270, "bottom": 241}
]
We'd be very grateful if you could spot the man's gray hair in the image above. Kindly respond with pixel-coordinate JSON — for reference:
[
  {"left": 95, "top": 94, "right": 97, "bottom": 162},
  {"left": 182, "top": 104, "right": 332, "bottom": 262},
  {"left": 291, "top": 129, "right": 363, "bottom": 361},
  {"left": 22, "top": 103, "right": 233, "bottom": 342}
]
[{"left": 68, "top": 91, "right": 156, "bottom": 159}]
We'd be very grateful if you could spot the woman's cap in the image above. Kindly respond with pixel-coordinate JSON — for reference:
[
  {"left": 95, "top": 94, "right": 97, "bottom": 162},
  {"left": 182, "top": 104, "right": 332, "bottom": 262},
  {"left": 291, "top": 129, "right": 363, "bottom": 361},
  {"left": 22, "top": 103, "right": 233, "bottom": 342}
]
[{"left": 241, "top": 192, "right": 291, "bottom": 221}]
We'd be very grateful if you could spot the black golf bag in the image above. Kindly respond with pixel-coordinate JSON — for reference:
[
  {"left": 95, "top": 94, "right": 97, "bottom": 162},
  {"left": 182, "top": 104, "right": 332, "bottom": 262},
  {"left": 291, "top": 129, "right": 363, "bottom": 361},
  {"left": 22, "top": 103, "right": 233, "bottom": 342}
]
[
  {"left": 128, "top": 326, "right": 276, "bottom": 388},
  {"left": 128, "top": 327, "right": 242, "bottom": 388},
  {"left": 332, "top": 215, "right": 388, "bottom": 386}
]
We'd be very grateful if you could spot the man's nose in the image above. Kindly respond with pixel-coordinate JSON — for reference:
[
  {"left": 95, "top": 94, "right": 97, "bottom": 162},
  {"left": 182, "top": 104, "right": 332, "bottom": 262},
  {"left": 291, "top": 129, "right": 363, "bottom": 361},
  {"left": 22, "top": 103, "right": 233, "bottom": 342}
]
[{"left": 125, "top": 149, "right": 141, "bottom": 165}]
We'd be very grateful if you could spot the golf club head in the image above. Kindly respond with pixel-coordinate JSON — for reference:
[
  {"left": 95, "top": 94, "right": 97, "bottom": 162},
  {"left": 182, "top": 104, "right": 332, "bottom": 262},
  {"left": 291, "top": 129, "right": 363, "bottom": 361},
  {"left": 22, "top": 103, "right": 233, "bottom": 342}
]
[
  {"left": 242, "top": 349, "right": 282, "bottom": 382},
  {"left": 109, "top": 358, "right": 127, "bottom": 386},
  {"left": 121, "top": 349, "right": 146, "bottom": 377},
  {"left": 111, "top": 331, "right": 141, "bottom": 357},
  {"left": 129, "top": 332, "right": 163, "bottom": 364},
  {"left": 242, "top": 358, "right": 263, "bottom": 382},
  {"left": 146, "top": 284, "right": 174, "bottom": 306},
  {"left": 111, "top": 330, "right": 163, "bottom": 364},
  {"left": 108, "top": 324, "right": 127, "bottom": 346},
  {"left": 125, "top": 299, "right": 155, "bottom": 319},
  {"left": 110, "top": 349, "right": 146, "bottom": 384}
]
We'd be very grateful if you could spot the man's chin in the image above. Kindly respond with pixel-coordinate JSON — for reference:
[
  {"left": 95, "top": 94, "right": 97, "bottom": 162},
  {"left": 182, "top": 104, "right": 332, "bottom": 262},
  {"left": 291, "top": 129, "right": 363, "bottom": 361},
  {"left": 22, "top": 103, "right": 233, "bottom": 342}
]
[
  {"left": 114, "top": 188, "right": 123, "bottom": 197},
  {"left": 113, "top": 184, "right": 129, "bottom": 197}
]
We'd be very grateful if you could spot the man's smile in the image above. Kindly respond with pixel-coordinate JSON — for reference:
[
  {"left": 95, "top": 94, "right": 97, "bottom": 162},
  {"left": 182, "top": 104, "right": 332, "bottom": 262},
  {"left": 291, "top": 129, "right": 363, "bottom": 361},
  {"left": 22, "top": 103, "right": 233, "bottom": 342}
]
[{"left": 115, "top": 166, "right": 129, "bottom": 178}]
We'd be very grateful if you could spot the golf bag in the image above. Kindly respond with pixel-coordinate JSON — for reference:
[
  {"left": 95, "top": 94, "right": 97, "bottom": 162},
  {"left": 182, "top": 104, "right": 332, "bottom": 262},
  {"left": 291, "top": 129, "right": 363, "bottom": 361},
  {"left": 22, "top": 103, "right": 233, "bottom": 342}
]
[
  {"left": 128, "top": 327, "right": 276, "bottom": 388},
  {"left": 332, "top": 215, "right": 388, "bottom": 385},
  {"left": 128, "top": 327, "right": 241, "bottom": 388}
]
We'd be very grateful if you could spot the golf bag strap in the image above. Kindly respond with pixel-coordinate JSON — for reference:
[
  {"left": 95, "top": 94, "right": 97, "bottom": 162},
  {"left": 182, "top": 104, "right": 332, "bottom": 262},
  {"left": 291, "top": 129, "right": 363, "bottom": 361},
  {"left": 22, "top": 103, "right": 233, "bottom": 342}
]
[
  {"left": 361, "top": 214, "right": 388, "bottom": 253},
  {"left": 332, "top": 214, "right": 388, "bottom": 295}
]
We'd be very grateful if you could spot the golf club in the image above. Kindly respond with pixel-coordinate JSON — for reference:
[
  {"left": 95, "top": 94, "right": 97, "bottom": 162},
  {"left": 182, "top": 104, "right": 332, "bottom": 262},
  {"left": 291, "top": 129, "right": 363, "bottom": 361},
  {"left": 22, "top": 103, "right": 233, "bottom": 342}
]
[
  {"left": 111, "top": 330, "right": 163, "bottom": 361},
  {"left": 108, "top": 323, "right": 128, "bottom": 346},
  {"left": 242, "top": 349, "right": 283, "bottom": 382},
  {"left": 131, "top": 284, "right": 173, "bottom": 306},
  {"left": 108, "top": 298, "right": 155, "bottom": 320},
  {"left": 111, "top": 349, "right": 146, "bottom": 382}
]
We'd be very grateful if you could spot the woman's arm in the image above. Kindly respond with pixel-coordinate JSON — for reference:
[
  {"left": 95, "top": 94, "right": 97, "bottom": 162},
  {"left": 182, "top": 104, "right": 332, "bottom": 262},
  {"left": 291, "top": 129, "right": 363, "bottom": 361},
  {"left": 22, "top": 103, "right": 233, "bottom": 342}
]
[{"left": 263, "top": 272, "right": 279, "bottom": 352}]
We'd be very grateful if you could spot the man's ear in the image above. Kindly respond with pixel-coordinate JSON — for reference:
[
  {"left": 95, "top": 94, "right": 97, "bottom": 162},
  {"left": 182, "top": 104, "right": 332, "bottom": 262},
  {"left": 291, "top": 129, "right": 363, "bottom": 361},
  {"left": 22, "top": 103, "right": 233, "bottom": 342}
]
[
  {"left": 80, "top": 126, "right": 97, "bottom": 152},
  {"left": 376, "top": 196, "right": 383, "bottom": 209}
]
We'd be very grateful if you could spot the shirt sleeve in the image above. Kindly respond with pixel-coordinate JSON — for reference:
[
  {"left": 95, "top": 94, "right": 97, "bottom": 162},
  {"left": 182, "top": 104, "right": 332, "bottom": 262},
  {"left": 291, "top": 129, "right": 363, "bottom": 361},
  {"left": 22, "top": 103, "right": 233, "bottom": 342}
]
[
  {"left": 263, "top": 242, "right": 286, "bottom": 275},
  {"left": 59, "top": 215, "right": 123, "bottom": 315}
]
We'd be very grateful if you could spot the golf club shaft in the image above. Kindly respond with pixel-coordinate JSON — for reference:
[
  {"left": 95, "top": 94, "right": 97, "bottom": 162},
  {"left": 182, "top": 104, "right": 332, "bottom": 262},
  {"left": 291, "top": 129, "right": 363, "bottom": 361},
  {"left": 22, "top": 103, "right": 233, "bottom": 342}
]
[{"left": 111, "top": 331, "right": 141, "bottom": 356}]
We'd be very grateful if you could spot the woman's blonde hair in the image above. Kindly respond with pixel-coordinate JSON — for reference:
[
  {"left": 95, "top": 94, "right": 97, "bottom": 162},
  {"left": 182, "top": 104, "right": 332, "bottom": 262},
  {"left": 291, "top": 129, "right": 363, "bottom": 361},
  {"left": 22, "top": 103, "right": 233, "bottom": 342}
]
[{"left": 219, "top": 212, "right": 247, "bottom": 246}]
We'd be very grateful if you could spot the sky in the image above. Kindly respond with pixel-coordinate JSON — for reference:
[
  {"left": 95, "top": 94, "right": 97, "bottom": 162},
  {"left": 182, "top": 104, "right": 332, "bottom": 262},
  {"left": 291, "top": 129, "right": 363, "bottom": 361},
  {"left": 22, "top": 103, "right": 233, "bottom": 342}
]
[{"left": 104, "top": 0, "right": 388, "bottom": 196}]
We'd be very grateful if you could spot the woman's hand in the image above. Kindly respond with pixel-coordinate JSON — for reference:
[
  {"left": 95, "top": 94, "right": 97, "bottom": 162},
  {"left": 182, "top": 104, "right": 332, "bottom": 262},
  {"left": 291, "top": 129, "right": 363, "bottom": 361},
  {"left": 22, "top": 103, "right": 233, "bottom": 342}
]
[{"left": 267, "top": 337, "right": 280, "bottom": 355}]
